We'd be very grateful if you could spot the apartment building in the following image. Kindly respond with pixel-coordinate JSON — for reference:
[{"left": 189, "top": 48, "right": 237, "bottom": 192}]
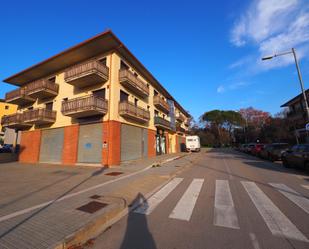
[
  {"left": 281, "top": 89, "right": 309, "bottom": 143},
  {"left": 0, "top": 100, "right": 19, "bottom": 145},
  {"left": 1, "top": 30, "right": 190, "bottom": 166}
]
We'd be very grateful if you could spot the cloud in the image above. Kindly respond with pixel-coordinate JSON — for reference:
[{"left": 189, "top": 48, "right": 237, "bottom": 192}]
[
  {"left": 217, "top": 85, "right": 225, "bottom": 93},
  {"left": 217, "top": 81, "right": 250, "bottom": 94},
  {"left": 230, "top": 0, "right": 309, "bottom": 70}
]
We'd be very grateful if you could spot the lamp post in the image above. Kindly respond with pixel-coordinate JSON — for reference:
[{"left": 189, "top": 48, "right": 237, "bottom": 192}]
[{"left": 262, "top": 48, "right": 309, "bottom": 122}]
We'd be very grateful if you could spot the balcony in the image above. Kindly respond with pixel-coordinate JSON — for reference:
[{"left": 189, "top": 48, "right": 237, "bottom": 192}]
[
  {"left": 1, "top": 113, "right": 32, "bottom": 130},
  {"left": 175, "top": 113, "right": 185, "bottom": 122},
  {"left": 64, "top": 60, "right": 109, "bottom": 88},
  {"left": 119, "top": 101, "right": 150, "bottom": 123},
  {"left": 5, "top": 88, "right": 35, "bottom": 105},
  {"left": 26, "top": 79, "right": 59, "bottom": 99},
  {"left": 154, "top": 116, "right": 171, "bottom": 130},
  {"left": 286, "top": 110, "right": 305, "bottom": 121},
  {"left": 119, "top": 69, "right": 149, "bottom": 98},
  {"left": 176, "top": 123, "right": 186, "bottom": 133},
  {"left": 61, "top": 95, "right": 108, "bottom": 118},
  {"left": 23, "top": 108, "right": 56, "bottom": 125},
  {"left": 153, "top": 95, "right": 169, "bottom": 114}
]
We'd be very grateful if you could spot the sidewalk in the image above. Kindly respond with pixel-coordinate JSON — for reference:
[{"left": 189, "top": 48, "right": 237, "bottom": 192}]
[{"left": 0, "top": 152, "right": 197, "bottom": 249}]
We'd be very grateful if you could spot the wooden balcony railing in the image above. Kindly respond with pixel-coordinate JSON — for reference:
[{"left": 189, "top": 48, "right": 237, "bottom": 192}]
[
  {"left": 175, "top": 113, "right": 185, "bottom": 122},
  {"left": 64, "top": 60, "right": 109, "bottom": 87},
  {"left": 154, "top": 116, "right": 171, "bottom": 130},
  {"left": 26, "top": 79, "right": 59, "bottom": 98},
  {"left": 61, "top": 95, "right": 108, "bottom": 118},
  {"left": 153, "top": 95, "right": 169, "bottom": 113},
  {"left": 119, "top": 101, "right": 150, "bottom": 123},
  {"left": 5, "top": 88, "right": 35, "bottom": 105},
  {"left": 176, "top": 123, "right": 186, "bottom": 133},
  {"left": 119, "top": 69, "right": 149, "bottom": 98},
  {"left": 1, "top": 113, "right": 32, "bottom": 130},
  {"left": 23, "top": 108, "right": 56, "bottom": 125}
]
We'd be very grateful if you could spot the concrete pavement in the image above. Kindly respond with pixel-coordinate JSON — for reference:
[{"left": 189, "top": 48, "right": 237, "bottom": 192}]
[
  {"left": 0, "top": 152, "right": 195, "bottom": 249},
  {"left": 93, "top": 148, "right": 309, "bottom": 249}
]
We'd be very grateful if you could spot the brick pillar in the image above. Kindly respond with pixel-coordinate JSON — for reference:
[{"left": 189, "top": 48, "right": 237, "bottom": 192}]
[
  {"left": 102, "top": 121, "right": 121, "bottom": 166},
  {"left": 62, "top": 125, "right": 79, "bottom": 165},
  {"left": 148, "top": 129, "right": 156, "bottom": 158},
  {"left": 19, "top": 130, "right": 41, "bottom": 163},
  {"left": 165, "top": 132, "right": 169, "bottom": 154}
]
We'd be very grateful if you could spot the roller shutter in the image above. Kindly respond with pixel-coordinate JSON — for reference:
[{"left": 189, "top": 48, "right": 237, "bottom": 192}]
[
  {"left": 78, "top": 123, "right": 102, "bottom": 163},
  {"left": 121, "top": 124, "right": 142, "bottom": 161},
  {"left": 39, "top": 128, "right": 64, "bottom": 163}
]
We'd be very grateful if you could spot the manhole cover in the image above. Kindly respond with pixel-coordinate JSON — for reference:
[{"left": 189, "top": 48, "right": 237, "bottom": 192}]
[
  {"left": 77, "top": 201, "right": 107, "bottom": 214},
  {"left": 105, "top": 172, "right": 123, "bottom": 176},
  {"left": 90, "top": 194, "right": 102, "bottom": 199}
]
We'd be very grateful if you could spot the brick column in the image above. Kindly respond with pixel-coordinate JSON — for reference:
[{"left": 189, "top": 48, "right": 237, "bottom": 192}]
[
  {"left": 102, "top": 121, "right": 121, "bottom": 166},
  {"left": 19, "top": 130, "right": 41, "bottom": 163},
  {"left": 148, "top": 129, "right": 156, "bottom": 157},
  {"left": 165, "top": 132, "right": 169, "bottom": 154},
  {"left": 62, "top": 125, "right": 79, "bottom": 165}
]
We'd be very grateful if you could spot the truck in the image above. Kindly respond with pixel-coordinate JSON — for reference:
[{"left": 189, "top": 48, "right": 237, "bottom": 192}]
[{"left": 185, "top": 135, "right": 201, "bottom": 152}]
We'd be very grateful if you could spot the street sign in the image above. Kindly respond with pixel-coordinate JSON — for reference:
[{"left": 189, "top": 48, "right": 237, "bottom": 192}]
[{"left": 306, "top": 123, "right": 309, "bottom": 131}]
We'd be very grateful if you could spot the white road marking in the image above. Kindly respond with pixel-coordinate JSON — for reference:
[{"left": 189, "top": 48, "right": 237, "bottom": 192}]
[
  {"left": 249, "top": 233, "right": 261, "bottom": 249},
  {"left": 169, "top": 179, "right": 204, "bottom": 221},
  {"left": 302, "top": 185, "right": 309, "bottom": 190},
  {"left": 223, "top": 158, "right": 234, "bottom": 180},
  {"left": 214, "top": 180, "right": 239, "bottom": 229},
  {"left": 269, "top": 183, "right": 309, "bottom": 214},
  {"left": 0, "top": 156, "right": 182, "bottom": 223},
  {"left": 242, "top": 181, "right": 308, "bottom": 242},
  {"left": 134, "top": 178, "right": 183, "bottom": 215}
]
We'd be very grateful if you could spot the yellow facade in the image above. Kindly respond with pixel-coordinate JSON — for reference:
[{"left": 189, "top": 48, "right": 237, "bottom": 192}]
[{"left": 0, "top": 102, "right": 17, "bottom": 133}]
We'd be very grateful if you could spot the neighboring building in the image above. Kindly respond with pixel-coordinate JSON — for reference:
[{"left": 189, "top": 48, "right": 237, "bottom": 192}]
[
  {"left": 0, "top": 100, "right": 19, "bottom": 145},
  {"left": 281, "top": 90, "right": 309, "bottom": 143},
  {"left": 1, "top": 30, "right": 190, "bottom": 166}
]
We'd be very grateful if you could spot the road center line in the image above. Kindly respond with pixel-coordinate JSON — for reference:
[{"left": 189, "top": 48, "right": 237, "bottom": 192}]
[
  {"left": 214, "top": 180, "right": 239, "bottom": 229},
  {"left": 169, "top": 179, "right": 204, "bottom": 221},
  {"left": 242, "top": 181, "right": 308, "bottom": 242},
  {"left": 269, "top": 183, "right": 309, "bottom": 214},
  {"left": 134, "top": 178, "right": 183, "bottom": 215}
]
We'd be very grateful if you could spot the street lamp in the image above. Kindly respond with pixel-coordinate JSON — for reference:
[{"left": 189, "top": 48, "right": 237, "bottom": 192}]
[{"left": 262, "top": 48, "right": 309, "bottom": 122}]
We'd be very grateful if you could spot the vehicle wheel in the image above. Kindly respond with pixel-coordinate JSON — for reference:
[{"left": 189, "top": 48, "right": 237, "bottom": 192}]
[{"left": 282, "top": 159, "right": 290, "bottom": 168}]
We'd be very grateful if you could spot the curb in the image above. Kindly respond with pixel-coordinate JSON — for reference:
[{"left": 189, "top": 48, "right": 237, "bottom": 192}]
[{"left": 52, "top": 154, "right": 190, "bottom": 249}]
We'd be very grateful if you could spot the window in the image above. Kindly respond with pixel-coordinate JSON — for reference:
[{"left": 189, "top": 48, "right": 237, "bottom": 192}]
[
  {"left": 93, "top": 89, "right": 106, "bottom": 99},
  {"left": 154, "top": 110, "right": 159, "bottom": 117},
  {"left": 98, "top": 58, "right": 107, "bottom": 66},
  {"left": 120, "top": 90, "right": 129, "bottom": 102},
  {"left": 5, "top": 105, "right": 9, "bottom": 110},
  {"left": 134, "top": 98, "right": 138, "bottom": 106},
  {"left": 120, "top": 60, "right": 129, "bottom": 70},
  {"left": 154, "top": 90, "right": 158, "bottom": 96},
  {"left": 45, "top": 102, "right": 53, "bottom": 110},
  {"left": 163, "top": 114, "right": 165, "bottom": 119}
]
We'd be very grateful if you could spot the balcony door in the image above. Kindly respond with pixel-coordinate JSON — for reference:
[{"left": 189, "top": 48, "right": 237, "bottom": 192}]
[{"left": 93, "top": 89, "right": 105, "bottom": 99}]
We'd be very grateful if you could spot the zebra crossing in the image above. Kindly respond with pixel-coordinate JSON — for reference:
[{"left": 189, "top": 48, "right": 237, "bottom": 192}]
[{"left": 134, "top": 177, "right": 309, "bottom": 243}]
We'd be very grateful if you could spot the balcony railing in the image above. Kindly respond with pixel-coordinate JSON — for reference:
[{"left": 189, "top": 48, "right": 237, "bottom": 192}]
[
  {"left": 23, "top": 108, "right": 56, "bottom": 125},
  {"left": 119, "top": 101, "right": 150, "bottom": 123},
  {"left": 5, "top": 88, "right": 35, "bottom": 105},
  {"left": 153, "top": 95, "right": 169, "bottom": 114},
  {"left": 176, "top": 123, "right": 186, "bottom": 133},
  {"left": 175, "top": 113, "right": 185, "bottom": 122},
  {"left": 62, "top": 95, "right": 108, "bottom": 118},
  {"left": 26, "top": 79, "right": 59, "bottom": 98},
  {"left": 1, "top": 113, "right": 32, "bottom": 130},
  {"left": 154, "top": 116, "right": 171, "bottom": 130},
  {"left": 64, "top": 60, "right": 109, "bottom": 88},
  {"left": 119, "top": 69, "right": 149, "bottom": 98}
]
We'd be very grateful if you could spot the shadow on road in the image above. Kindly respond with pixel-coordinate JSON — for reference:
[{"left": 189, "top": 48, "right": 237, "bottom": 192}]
[{"left": 120, "top": 193, "right": 157, "bottom": 249}]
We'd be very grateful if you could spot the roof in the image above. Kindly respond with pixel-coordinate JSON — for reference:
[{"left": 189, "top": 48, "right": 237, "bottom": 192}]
[
  {"left": 3, "top": 30, "right": 190, "bottom": 117},
  {"left": 281, "top": 89, "right": 309, "bottom": 107}
]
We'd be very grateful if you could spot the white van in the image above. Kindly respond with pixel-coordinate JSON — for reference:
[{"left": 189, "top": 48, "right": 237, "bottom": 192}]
[{"left": 186, "top": 136, "right": 201, "bottom": 152}]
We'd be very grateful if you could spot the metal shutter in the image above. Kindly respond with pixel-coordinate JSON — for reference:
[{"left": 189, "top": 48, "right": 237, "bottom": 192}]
[
  {"left": 121, "top": 124, "right": 142, "bottom": 161},
  {"left": 39, "top": 128, "right": 64, "bottom": 163},
  {"left": 78, "top": 123, "right": 102, "bottom": 163}
]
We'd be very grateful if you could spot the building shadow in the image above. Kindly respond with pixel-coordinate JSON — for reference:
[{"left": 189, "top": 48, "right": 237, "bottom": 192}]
[{"left": 120, "top": 193, "right": 157, "bottom": 249}]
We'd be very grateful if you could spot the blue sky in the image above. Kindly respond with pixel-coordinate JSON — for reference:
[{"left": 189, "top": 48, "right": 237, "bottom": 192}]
[{"left": 1, "top": 0, "right": 309, "bottom": 121}]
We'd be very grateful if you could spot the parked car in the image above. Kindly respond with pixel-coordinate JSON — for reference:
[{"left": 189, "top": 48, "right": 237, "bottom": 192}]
[
  {"left": 239, "top": 144, "right": 248, "bottom": 152},
  {"left": 186, "top": 136, "right": 201, "bottom": 152},
  {"left": 0, "top": 144, "right": 13, "bottom": 153},
  {"left": 259, "top": 143, "right": 289, "bottom": 161},
  {"left": 282, "top": 144, "right": 309, "bottom": 171},
  {"left": 246, "top": 143, "right": 256, "bottom": 154},
  {"left": 251, "top": 144, "right": 265, "bottom": 156}
]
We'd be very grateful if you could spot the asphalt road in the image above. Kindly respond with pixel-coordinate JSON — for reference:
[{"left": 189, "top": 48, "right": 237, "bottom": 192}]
[{"left": 92, "top": 149, "right": 309, "bottom": 249}]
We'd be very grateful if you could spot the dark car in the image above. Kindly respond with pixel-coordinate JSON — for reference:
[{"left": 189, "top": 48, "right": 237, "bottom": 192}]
[
  {"left": 0, "top": 144, "right": 13, "bottom": 153},
  {"left": 282, "top": 144, "right": 309, "bottom": 171},
  {"left": 259, "top": 143, "right": 289, "bottom": 161},
  {"left": 251, "top": 144, "right": 265, "bottom": 156},
  {"left": 246, "top": 143, "right": 256, "bottom": 154}
]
